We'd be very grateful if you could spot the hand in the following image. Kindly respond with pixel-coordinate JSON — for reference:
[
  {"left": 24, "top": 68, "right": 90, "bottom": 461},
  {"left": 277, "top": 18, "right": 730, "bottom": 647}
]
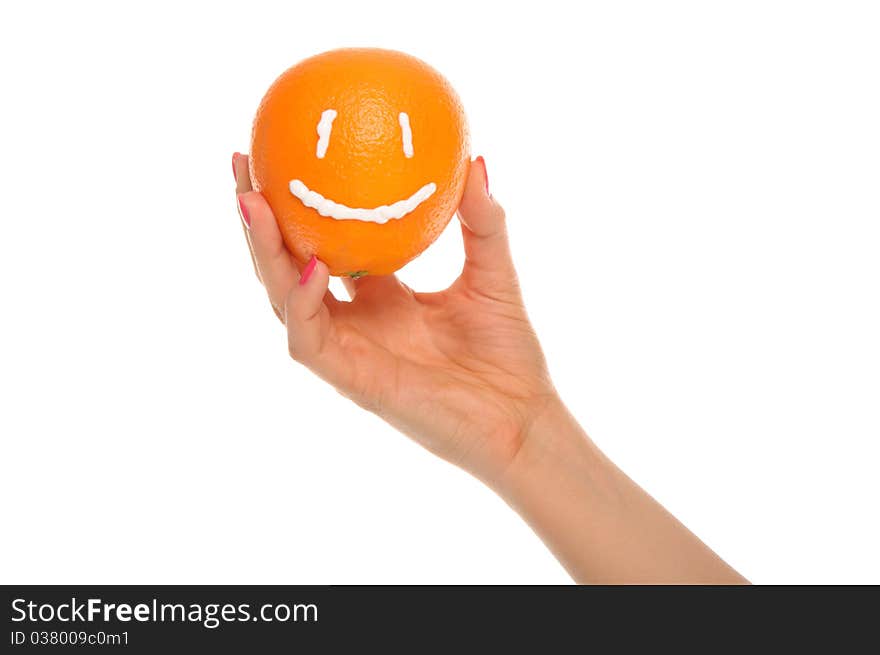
[
  {"left": 233, "top": 153, "right": 747, "bottom": 583},
  {"left": 233, "top": 154, "right": 558, "bottom": 485}
]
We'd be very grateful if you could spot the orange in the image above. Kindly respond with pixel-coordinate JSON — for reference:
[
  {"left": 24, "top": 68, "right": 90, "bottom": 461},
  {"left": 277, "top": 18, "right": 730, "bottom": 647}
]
[{"left": 249, "top": 48, "right": 470, "bottom": 277}]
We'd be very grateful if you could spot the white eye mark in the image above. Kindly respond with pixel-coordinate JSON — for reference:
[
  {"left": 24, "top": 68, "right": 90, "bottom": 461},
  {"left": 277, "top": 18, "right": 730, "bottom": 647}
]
[
  {"left": 399, "top": 112, "right": 414, "bottom": 158},
  {"left": 315, "top": 109, "right": 337, "bottom": 159}
]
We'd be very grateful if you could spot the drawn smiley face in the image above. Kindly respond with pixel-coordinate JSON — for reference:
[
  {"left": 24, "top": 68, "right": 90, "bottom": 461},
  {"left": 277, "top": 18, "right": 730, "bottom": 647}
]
[
  {"left": 250, "top": 48, "right": 470, "bottom": 276},
  {"left": 289, "top": 109, "right": 437, "bottom": 224}
]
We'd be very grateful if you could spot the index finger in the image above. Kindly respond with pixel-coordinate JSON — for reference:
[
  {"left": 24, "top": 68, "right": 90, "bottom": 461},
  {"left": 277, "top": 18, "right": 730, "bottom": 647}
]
[{"left": 233, "top": 152, "right": 262, "bottom": 285}]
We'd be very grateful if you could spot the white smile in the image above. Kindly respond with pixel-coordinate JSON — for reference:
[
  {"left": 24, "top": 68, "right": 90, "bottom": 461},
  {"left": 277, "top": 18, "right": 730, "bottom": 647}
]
[{"left": 289, "top": 179, "right": 436, "bottom": 224}]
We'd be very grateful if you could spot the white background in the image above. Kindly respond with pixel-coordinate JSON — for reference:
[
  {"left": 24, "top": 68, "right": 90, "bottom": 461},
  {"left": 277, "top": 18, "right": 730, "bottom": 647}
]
[{"left": 1, "top": 1, "right": 878, "bottom": 584}]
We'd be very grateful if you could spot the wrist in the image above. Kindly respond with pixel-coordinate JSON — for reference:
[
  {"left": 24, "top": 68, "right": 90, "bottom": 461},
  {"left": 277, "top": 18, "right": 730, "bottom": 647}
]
[{"left": 491, "top": 396, "right": 612, "bottom": 502}]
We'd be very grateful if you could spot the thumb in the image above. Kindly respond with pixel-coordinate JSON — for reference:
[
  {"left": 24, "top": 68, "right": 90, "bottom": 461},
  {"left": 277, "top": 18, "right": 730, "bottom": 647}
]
[{"left": 456, "top": 156, "right": 518, "bottom": 295}]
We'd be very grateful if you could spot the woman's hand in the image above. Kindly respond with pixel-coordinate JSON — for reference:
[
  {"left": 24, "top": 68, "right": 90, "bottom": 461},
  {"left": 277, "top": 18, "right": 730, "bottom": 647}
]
[
  {"left": 234, "top": 154, "right": 558, "bottom": 486},
  {"left": 233, "top": 152, "right": 747, "bottom": 583}
]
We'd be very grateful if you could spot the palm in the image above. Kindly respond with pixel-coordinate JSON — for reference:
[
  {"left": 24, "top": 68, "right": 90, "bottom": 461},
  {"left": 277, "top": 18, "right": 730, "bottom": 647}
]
[{"left": 328, "top": 278, "right": 553, "bottom": 477}]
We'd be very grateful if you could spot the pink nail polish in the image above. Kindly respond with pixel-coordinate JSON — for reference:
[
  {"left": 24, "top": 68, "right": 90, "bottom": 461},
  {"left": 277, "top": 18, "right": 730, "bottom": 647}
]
[
  {"left": 300, "top": 255, "right": 317, "bottom": 286},
  {"left": 232, "top": 152, "right": 239, "bottom": 182},
  {"left": 237, "top": 194, "right": 250, "bottom": 228},
  {"left": 476, "top": 155, "right": 489, "bottom": 195}
]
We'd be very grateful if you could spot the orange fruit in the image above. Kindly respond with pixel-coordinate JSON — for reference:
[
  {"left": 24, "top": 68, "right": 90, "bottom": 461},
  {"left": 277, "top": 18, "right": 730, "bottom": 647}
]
[{"left": 249, "top": 48, "right": 470, "bottom": 277}]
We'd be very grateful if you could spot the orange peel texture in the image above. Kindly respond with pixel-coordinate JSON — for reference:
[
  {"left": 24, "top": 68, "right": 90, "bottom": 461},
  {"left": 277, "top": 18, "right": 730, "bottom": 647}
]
[{"left": 250, "top": 48, "right": 471, "bottom": 277}]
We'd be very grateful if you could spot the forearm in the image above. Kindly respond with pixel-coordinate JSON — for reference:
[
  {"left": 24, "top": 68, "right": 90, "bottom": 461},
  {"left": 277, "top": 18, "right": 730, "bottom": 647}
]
[{"left": 493, "top": 399, "right": 748, "bottom": 584}]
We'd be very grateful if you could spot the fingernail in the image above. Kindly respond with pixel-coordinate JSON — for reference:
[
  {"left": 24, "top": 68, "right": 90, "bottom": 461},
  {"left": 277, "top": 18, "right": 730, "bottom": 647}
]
[
  {"left": 232, "top": 152, "right": 240, "bottom": 182},
  {"left": 476, "top": 155, "right": 489, "bottom": 195},
  {"left": 299, "top": 255, "right": 317, "bottom": 286},
  {"left": 237, "top": 194, "right": 250, "bottom": 228}
]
